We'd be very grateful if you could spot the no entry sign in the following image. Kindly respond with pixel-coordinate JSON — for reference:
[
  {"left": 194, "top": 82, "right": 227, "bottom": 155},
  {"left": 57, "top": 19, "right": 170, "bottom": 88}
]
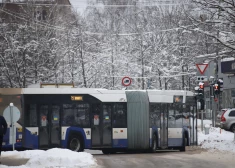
[{"left": 122, "top": 76, "right": 132, "bottom": 87}]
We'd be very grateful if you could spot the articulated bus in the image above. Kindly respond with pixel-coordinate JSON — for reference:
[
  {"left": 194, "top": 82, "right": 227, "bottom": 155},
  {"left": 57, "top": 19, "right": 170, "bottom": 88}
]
[{"left": 1, "top": 88, "right": 197, "bottom": 153}]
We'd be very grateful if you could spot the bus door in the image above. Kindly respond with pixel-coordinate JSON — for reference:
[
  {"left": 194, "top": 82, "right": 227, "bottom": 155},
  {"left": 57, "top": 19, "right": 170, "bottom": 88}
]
[
  {"left": 160, "top": 104, "right": 168, "bottom": 148},
  {"left": 39, "top": 104, "right": 61, "bottom": 149},
  {"left": 91, "top": 104, "right": 112, "bottom": 147}
]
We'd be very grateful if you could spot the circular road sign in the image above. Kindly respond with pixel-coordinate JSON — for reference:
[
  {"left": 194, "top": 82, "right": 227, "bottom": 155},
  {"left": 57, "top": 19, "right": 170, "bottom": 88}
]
[
  {"left": 122, "top": 76, "right": 132, "bottom": 87},
  {"left": 3, "top": 105, "right": 21, "bottom": 123}
]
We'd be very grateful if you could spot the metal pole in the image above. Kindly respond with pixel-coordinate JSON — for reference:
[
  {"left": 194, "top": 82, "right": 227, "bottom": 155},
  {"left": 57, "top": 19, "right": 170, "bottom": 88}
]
[
  {"left": 10, "top": 103, "right": 15, "bottom": 151},
  {"left": 212, "top": 97, "right": 214, "bottom": 127},
  {"left": 201, "top": 109, "right": 203, "bottom": 131},
  {"left": 196, "top": 106, "right": 198, "bottom": 146},
  {"left": 234, "top": 131, "right": 235, "bottom": 141}
]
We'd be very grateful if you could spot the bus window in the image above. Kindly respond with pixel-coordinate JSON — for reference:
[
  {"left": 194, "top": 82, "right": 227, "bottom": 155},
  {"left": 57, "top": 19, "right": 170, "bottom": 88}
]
[
  {"left": 168, "top": 104, "right": 175, "bottom": 128},
  {"left": 25, "top": 104, "right": 37, "bottom": 127},
  {"left": 62, "top": 103, "right": 90, "bottom": 127},
  {"left": 112, "top": 103, "right": 127, "bottom": 128},
  {"left": 149, "top": 103, "right": 160, "bottom": 128},
  {"left": 174, "top": 104, "right": 183, "bottom": 128}
]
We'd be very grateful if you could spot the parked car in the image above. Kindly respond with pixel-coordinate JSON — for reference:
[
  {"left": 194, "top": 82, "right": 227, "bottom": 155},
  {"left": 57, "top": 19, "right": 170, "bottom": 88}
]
[
  {"left": 219, "top": 108, "right": 235, "bottom": 132},
  {"left": 216, "top": 109, "right": 227, "bottom": 127}
]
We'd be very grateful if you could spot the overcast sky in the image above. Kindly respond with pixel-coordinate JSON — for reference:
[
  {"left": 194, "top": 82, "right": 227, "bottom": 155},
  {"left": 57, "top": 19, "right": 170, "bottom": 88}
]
[{"left": 70, "top": 0, "right": 88, "bottom": 13}]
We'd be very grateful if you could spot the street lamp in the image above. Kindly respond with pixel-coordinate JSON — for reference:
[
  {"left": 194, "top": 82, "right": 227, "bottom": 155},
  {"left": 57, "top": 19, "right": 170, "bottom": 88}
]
[{"left": 182, "top": 65, "right": 188, "bottom": 90}]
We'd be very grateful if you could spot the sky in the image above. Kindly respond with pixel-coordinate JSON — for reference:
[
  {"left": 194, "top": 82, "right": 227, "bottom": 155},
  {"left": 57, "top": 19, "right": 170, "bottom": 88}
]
[{"left": 69, "top": 0, "right": 88, "bottom": 14}]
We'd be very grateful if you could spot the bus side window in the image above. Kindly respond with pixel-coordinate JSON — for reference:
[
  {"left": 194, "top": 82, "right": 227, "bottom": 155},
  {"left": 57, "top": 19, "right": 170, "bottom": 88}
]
[
  {"left": 112, "top": 103, "right": 127, "bottom": 128},
  {"left": 25, "top": 104, "right": 37, "bottom": 127},
  {"left": 62, "top": 104, "right": 90, "bottom": 127},
  {"left": 149, "top": 103, "right": 160, "bottom": 128}
]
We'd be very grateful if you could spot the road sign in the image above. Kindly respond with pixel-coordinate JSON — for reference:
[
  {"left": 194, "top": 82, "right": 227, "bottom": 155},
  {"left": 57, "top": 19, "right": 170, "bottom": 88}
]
[
  {"left": 3, "top": 104, "right": 20, "bottom": 150},
  {"left": 196, "top": 76, "right": 208, "bottom": 82},
  {"left": 122, "top": 76, "right": 132, "bottom": 87},
  {"left": 3, "top": 105, "right": 21, "bottom": 123},
  {"left": 196, "top": 64, "right": 208, "bottom": 75}
]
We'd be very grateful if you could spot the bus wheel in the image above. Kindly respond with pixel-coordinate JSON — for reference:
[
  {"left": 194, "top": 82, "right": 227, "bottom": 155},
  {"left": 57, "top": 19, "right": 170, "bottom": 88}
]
[
  {"left": 102, "top": 149, "right": 110, "bottom": 154},
  {"left": 151, "top": 134, "right": 157, "bottom": 153},
  {"left": 68, "top": 135, "right": 84, "bottom": 152}
]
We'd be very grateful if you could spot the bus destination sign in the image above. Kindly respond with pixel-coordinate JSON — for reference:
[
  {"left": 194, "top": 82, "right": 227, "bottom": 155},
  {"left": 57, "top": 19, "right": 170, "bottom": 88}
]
[{"left": 71, "top": 96, "right": 83, "bottom": 101}]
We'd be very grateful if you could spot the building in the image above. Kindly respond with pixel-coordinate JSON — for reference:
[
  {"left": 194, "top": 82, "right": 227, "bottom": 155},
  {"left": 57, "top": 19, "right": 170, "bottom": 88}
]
[
  {"left": 220, "top": 59, "right": 235, "bottom": 108},
  {"left": 196, "top": 57, "right": 235, "bottom": 120},
  {"left": 0, "top": 0, "right": 71, "bottom": 23}
]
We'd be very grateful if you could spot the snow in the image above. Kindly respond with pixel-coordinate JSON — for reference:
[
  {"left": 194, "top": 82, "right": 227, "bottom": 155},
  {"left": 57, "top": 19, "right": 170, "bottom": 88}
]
[
  {"left": 1, "top": 148, "right": 97, "bottom": 168},
  {"left": 197, "top": 119, "right": 235, "bottom": 153},
  {"left": 197, "top": 119, "right": 212, "bottom": 128}
]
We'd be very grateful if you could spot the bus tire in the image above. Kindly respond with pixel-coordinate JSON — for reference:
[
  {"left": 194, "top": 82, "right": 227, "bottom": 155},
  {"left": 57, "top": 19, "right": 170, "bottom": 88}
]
[
  {"left": 102, "top": 149, "right": 110, "bottom": 154},
  {"left": 151, "top": 134, "right": 157, "bottom": 153},
  {"left": 68, "top": 134, "right": 84, "bottom": 152}
]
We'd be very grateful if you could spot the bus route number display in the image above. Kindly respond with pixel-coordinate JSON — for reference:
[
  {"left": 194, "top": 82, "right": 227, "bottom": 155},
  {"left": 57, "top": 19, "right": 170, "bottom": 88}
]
[
  {"left": 174, "top": 95, "right": 183, "bottom": 103},
  {"left": 71, "top": 96, "right": 83, "bottom": 101}
]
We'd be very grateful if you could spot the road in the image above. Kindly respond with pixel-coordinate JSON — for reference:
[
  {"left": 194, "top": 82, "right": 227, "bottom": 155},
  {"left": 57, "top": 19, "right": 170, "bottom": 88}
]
[
  {"left": 89, "top": 147, "right": 235, "bottom": 168},
  {"left": 1, "top": 147, "right": 235, "bottom": 168}
]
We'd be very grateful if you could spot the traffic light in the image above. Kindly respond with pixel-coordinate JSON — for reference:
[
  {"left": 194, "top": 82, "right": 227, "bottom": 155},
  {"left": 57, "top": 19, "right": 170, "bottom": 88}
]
[
  {"left": 200, "top": 98, "right": 205, "bottom": 110},
  {"left": 213, "top": 83, "right": 220, "bottom": 95},
  {"left": 198, "top": 82, "right": 204, "bottom": 95}
]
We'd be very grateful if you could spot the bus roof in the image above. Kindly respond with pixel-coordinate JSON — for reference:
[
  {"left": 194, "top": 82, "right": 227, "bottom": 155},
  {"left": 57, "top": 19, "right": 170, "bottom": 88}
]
[
  {"left": 0, "top": 88, "right": 22, "bottom": 95},
  {"left": 22, "top": 88, "right": 127, "bottom": 102},
  {"left": 21, "top": 88, "right": 194, "bottom": 103}
]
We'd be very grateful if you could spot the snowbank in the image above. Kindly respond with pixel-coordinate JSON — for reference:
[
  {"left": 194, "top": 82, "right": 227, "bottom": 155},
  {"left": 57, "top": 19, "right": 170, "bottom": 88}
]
[
  {"left": 198, "top": 126, "right": 235, "bottom": 153},
  {"left": 1, "top": 148, "right": 97, "bottom": 168},
  {"left": 197, "top": 119, "right": 212, "bottom": 128}
]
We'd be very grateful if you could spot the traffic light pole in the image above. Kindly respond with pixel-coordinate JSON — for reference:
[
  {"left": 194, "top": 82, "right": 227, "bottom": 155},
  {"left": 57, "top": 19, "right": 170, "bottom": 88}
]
[
  {"left": 212, "top": 93, "right": 215, "bottom": 127},
  {"left": 201, "top": 109, "right": 204, "bottom": 131}
]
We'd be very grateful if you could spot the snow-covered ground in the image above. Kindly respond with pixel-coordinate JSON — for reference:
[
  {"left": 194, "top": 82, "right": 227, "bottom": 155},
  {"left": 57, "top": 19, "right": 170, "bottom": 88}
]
[
  {"left": 197, "top": 119, "right": 235, "bottom": 153},
  {"left": 1, "top": 148, "right": 97, "bottom": 168}
]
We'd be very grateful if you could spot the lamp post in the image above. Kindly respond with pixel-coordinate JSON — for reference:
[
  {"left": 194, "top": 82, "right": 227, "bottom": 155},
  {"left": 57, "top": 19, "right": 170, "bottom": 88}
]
[{"left": 182, "top": 65, "right": 188, "bottom": 90}]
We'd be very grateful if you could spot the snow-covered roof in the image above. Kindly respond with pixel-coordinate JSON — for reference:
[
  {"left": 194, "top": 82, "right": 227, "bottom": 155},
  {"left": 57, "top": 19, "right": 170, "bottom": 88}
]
[{"left": 221, "top": 57, "right": 235, "bottom": 62}]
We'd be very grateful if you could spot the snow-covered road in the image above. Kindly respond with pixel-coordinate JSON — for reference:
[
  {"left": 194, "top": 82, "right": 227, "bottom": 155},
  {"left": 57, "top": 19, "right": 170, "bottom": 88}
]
[{"left": 1, "top": 119, "right": 235, "bottom": 168}]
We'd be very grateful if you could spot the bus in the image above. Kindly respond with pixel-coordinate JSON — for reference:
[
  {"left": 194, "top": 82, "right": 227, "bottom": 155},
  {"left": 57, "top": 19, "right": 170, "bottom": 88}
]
[
  {"left": 1, "top": 88, "right": 197, "bottom": 153},
  {"left": 0, "top": 88, "right": 23, "bottom": 150}
]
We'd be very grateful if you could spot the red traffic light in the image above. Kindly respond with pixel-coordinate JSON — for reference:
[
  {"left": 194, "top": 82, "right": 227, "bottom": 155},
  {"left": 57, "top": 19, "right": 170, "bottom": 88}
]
[
  {"left": 199, "top": 83, "right": 204, "bottom": 89},
  {"left": 214, "top": 84, "right": 219, "bottom": 90}
]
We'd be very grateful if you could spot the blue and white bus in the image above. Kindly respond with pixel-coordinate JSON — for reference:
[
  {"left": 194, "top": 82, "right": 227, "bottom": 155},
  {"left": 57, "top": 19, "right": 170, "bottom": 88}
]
[
  {"left": 0, "top": 88, "right": 23, "bottom": 150},
  {"left": 1, "top": 88, "right": 197, "bottom": 153}
]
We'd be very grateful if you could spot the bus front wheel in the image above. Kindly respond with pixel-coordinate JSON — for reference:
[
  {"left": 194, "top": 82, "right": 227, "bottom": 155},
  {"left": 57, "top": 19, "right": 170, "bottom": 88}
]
[{"left": 68, "top": 135, "right": 84, "bottom": 152}]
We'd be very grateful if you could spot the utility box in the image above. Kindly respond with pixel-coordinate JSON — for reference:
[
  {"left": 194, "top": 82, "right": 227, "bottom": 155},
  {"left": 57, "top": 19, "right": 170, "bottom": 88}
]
[{"left": 204, "top": 124, "right": 210, "bottom": 135}]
